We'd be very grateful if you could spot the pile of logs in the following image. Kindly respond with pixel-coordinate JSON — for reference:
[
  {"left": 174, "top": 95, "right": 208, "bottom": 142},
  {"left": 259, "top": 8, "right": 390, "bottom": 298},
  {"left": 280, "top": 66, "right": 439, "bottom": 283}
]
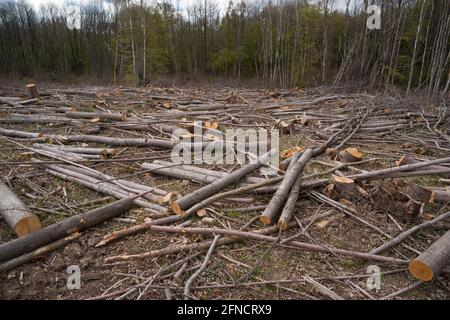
[{"left": 0, "top": 83, "right": 449, "bottom": 300}]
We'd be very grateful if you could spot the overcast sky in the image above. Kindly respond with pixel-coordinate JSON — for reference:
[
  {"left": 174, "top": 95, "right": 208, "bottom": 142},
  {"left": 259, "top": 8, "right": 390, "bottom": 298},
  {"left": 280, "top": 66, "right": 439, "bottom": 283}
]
[{"left": 7, "top": 0, "right": 349, "bottom": 14}]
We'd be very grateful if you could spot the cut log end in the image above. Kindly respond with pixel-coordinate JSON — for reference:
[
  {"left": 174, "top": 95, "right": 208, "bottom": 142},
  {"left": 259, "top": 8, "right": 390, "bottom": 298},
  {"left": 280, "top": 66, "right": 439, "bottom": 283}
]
[
  {"left": 160, "top": 192, "right": 174, "bottom": 205},
  {"left": 170, "top": 202, "right": 184, "bottom": 215},
  {"left": 260, "top": 215, "right": 272, "bottom": 225},
  {"left": 396, "top": 155, "right": 407, "bottom": 167},
  {"left": 277, "top": 219, "right": 288, "bottom": 231},
  {"left": 205, "top": 121, "right": 219, "bottom": 130},
  {"left": 15, "top": 215, "right": 42, "bottom": 237},
  {"left": 26, "top": 84, "right": 40, "bottom": 99},
  {"left": 338, "top": 147, "right": 363, "bottom": 163},
  {"left": 409, "top": 260, "right": 434, "bottom": 281}
]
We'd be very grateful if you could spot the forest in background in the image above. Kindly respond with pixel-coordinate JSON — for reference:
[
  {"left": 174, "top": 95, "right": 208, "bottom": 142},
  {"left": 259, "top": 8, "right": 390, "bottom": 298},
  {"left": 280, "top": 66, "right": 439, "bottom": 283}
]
[{"left": 0, "top": 0, "right": 449, "bottom": 96}]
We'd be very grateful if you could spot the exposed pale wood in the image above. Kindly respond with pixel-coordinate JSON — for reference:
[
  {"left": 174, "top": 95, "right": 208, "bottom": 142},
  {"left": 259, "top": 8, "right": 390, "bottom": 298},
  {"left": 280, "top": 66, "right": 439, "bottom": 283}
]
[
  {"left": 26, "top": 84, "right": 39, "bottom": 99},
  {"left": 338, "top": 147, "right": 363, "bottom": 163},
  {"left": 409, "top": 230, "right": 450, "bottom": 281},
  {"left": 0, "top": 179, "right": 41, "bottom": 237}
]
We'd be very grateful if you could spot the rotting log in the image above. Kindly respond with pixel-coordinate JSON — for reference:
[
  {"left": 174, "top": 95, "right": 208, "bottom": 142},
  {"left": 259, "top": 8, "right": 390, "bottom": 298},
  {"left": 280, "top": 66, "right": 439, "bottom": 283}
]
[
  {"left": 0, "top": 198, "right": 135, "bottom": 262},
  {"left": 408, "top": 230, "right": 450, "bottom": 281},
  {"left": 0, "top": 179, "right": 41, "bottom": 237}
]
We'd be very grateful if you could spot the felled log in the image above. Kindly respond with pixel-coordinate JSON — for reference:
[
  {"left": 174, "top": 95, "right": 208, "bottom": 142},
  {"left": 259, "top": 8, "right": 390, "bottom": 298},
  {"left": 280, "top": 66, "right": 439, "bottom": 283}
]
[
  {"left": 408, "top": 230, "right": 450, "bottom": 281},
  {"left": 32, "top": 144, "right": 117, "bottom": 158},
  {"left": 0, "top": 127, "right": 43, "bottom": 139},
  {"left": 65, "top": 134, "right": 175, "bottom": 149},
  {"left": 26, "top": 84, "right": 39, "bottom": 99},
  {"left": 396, "top": 155, "right": 450, "bottom": 178},
  {"left": 43, "top": 164, "right": 168, "bottom": 213},
  {"left": 171, "top": 149, "right": 277, "bottom": 215},
  {"left": 0, "top": 179, "right": 41, "bottom": 237},
  {"left": 48, "top": 163, "right": 171, "bottom": 204},
  {"left": 338, "top": 147, "right": 363, "bottom": 163},
  {"left": 277, "top": 150, "right": 314, "bottom": 230},
  {"left": 65, "top": 111, "right": 127, "bottom": 122},
  {"left": 80, "top": 125, "right": 101, "bottom": 134},
  {"left": 430, "top": 189, "right": 450, "bottom": 204},
  {"left": 0, "top": 115, "right": 79, "bottom": 125},
  {"left": 0, "top": 198, "right": 136, "bottom": 262},
  {"left": 261, "top": 150, "right": 311, "bottom": 225},
  {"left": 32, "top": 144, "right": 88, "bottom": 162},
  {"left": 0, "top": 233, "right": 81, "bottom": 272},
  {"left": 153, "top": 160, "right": 264, "bottom": 184}
]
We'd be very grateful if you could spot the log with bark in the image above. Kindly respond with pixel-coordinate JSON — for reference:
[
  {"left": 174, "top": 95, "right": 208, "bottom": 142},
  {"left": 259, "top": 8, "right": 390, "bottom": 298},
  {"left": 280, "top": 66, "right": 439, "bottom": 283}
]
[
  {"left": 396, "top": 155, "right": 450, "bottom": 178},
  {"left": 0, "top": 197, "right": 136, "bottom": 262},
  {"left": 408, "top": 230, "right": 450, "bottom": 281},
  {"left": 65, "top": 111, "right": 127, "bottom": 122},
  {"left": 0, "top": 233, "right": 81, "bottom": 272},
  {"left": 170, "top": 149, "right": 277, "bottom": 215},
  {"left": 0, "top": 179, "right": 42, "bottom": 237}
]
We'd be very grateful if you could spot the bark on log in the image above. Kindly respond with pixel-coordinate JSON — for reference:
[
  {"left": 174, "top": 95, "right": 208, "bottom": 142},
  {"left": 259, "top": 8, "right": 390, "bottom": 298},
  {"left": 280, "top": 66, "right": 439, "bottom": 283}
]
[
  {"left": 396, "top": 155, "right": 450, "bottom": 178},
  {"left": 430, "top": 189, "right": 450, "bottom": 204},
  {"left": 153, "top": 160, "right": 264, "bottom": 184},
  {"left": 0, "top": 198, "right": 135, "bottom": 262},
  {"left": 261, "top": 150, "right": 311, "bottom": 225},
  {"left": 33, "top": 144, "right": 117, "bottom": 157},
  {"left": 0, "top": 127, "right": 43, "bottom": 139},
  {"left": 277, "top": 150, "right": 314, "bottom": 230},
  {"left": 26, "top": 84, "right": 39, "bottom": 99},
  {"left": 408, "top": 230, "right": 450, "bottom": 281},
  {"left": 0, "top": 232, "right": 81, "bottom": 272},
  {"left": 44, "top": 166, "right": 167, "bottom": 213},
  {"left": 65, "top": 111, "right": 127, "bottom": 122},
  {"left": 0, "top": 179, "right": 41, "bottom": 237},
  {"left": 171, "top": 149, "right": 277, "bottom": 215},
  {"left": 65, "top": 135, "right": 175, "bottom": 149}
]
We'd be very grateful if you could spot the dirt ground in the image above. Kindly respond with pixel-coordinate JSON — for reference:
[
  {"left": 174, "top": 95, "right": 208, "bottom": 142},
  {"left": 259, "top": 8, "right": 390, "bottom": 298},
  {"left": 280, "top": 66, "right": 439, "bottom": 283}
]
[{"left": 0, "top": 83, "right": 449, "bottom": 300}]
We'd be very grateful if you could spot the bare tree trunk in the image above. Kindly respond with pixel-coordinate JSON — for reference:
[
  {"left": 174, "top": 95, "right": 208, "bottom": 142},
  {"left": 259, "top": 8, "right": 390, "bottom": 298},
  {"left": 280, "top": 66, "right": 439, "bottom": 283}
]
[{"left": 407, "top": 0, "right": 426, "bottom": 95}]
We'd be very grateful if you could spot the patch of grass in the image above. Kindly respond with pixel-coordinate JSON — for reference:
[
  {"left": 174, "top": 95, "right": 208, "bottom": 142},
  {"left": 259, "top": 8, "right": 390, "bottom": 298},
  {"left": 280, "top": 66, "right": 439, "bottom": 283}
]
[{"left": 225, "top": 210, "right": 244, "bottom": 219}]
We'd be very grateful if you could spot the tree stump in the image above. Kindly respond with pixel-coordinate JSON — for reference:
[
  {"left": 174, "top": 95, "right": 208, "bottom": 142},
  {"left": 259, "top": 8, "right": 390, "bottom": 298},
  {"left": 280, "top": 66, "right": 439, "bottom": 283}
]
[
  {"left": 338, "top": 147, "right": 363, "bottom": 163},
  {"left": 26, "top": 84, "right": 40, "bottom": 99}
]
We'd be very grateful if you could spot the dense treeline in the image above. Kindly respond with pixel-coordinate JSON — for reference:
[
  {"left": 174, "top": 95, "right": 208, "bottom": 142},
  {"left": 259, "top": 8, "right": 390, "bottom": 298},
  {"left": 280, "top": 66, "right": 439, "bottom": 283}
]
[{"left": 0, "top": 0, "right": 449, "bottom": 95}]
